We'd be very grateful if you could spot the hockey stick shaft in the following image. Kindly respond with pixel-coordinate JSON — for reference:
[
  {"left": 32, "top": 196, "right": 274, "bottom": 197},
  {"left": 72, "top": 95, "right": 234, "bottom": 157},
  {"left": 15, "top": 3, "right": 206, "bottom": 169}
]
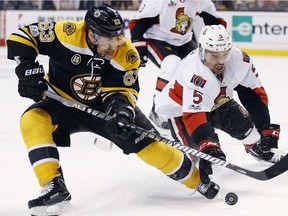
[{"left": 43, "top": 91, "right": 288, "bottom": 181}]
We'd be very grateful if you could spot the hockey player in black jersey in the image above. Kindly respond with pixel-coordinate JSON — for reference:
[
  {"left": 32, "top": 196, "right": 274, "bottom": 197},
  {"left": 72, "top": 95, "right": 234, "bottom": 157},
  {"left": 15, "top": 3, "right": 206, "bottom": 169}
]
[{"left": 7, "top": 4, "right": 219, "bottom": 216}]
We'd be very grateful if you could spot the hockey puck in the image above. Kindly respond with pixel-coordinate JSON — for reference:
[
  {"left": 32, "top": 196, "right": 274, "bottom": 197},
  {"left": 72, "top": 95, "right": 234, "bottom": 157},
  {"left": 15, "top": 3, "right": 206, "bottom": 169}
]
[{"left": 225, "top": 192, "right": 238, "bottom": 205}]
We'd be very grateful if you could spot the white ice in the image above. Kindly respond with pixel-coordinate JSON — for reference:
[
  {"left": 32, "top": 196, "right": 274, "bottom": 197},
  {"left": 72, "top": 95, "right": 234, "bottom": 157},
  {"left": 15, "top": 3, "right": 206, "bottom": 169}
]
[{"left": 0, "top": 47, "right": 288, "bottom": 216}]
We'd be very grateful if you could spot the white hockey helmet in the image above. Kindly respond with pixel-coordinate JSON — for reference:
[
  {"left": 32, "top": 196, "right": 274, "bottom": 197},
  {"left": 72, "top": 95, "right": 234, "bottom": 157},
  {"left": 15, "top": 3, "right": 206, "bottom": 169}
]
[{"left": 198, "top": 25, "right": 232, "bottom": 61}]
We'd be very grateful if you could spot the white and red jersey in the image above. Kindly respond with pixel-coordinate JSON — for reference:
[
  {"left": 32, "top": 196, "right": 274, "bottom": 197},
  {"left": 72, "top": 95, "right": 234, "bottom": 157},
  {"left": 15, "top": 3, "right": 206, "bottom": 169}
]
[
  {"left": 156, "top": 47, "right": 268, "bottom": 118},
  {"left": 131, "top": 0, "right": 221, "bottom": 46}
]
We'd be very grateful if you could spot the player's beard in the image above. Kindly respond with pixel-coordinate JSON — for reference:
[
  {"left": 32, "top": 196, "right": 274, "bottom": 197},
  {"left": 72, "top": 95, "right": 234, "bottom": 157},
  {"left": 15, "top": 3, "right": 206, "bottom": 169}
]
[
  {"left": 96, "top": 46, "right": 111, "bottom": 57},
  {"left": 213, "top": 64, "right": 225, "bottom": 75}
]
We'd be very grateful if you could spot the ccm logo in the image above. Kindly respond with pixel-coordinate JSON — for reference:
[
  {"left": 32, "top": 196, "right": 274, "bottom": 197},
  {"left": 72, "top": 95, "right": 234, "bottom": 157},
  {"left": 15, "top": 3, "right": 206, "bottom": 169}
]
[
  {"left": 272, "top": 130, "right": 280, "bottom": 138},
  {"left": 25, "top": 67, "right": 44, "bottom": 76}
]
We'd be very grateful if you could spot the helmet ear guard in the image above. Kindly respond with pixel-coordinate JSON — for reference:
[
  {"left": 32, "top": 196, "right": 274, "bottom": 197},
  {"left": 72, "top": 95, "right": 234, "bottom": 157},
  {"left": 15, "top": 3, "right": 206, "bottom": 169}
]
[
  {"left": 198, "top": 25, "right": 232, "bottom": 61},
  {"left": 85, "top": 3, "right": 125, "bottom": 38}
]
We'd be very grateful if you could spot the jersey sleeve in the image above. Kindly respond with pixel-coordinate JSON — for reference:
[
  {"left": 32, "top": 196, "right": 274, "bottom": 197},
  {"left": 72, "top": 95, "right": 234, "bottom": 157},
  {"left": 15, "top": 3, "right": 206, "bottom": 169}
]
[
  {"left": 133, "top": 0, "right": 162, "bottom": 19},
  {"left": 7, "top": 20, "right": 89, "bottom": 62},
  {"left": 128, "top": 0, "right": 160, "bottom": 41},
  {"left": 6, "top": 22, "right": 59, "bottom": 60},
  {"left": 234, "top": 51, "right": 270, "bottom": 128},
  {"left": 200, "top": 0, "right": 220, "bottom": 17}
]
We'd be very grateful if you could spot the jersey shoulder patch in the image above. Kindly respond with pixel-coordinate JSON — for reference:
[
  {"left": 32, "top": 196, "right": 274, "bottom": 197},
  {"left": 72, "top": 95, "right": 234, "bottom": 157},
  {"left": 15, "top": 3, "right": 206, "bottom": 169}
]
[
  {"left": 111, "top": 38, "right": 140, "bottom": 71},
  {"left": 55, "top": 20, "right": 89, "bottom": 49},
  {"left": 191, "top": 74, "right": 207, "bottom": 88}
]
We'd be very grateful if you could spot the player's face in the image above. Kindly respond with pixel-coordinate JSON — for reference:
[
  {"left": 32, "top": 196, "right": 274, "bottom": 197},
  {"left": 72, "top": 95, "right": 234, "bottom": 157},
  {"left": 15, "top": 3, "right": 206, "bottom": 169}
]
[
  {"left": 88, "top": 30, "right": 125, "bottom": 56},
  {"left": 204, "top": 49, "right": 231, "bottom": 75}
]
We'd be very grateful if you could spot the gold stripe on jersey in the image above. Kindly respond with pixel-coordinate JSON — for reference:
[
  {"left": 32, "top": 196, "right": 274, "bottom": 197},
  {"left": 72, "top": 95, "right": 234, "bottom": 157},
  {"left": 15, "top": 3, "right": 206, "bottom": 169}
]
[
  {"left": 8, "top": 34, "right": 39, "bottom": 55},
  {"left": 110, "top": 38, "right": 140, "bottom": 71},
  {"left": 102, "top": 87, "right": 138, "bottom": 107},
  {"left": 21, "top": 26, "right": 38, "bottom": 47},
  {"left": 55, "top": 20, "right": 89, "bottom": 49}
]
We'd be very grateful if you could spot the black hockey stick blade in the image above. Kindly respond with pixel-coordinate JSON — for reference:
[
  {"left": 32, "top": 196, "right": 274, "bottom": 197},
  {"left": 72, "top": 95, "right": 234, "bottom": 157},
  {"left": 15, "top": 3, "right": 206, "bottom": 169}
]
[
  {"left": 225, "top": 154, "right": 288, "bottom": 180},
  {"left": 43, "top": 91, "right": 288, "bottom": 181},
  {"left": 128, "top": 123, "right": 288, "bottom": 181}
]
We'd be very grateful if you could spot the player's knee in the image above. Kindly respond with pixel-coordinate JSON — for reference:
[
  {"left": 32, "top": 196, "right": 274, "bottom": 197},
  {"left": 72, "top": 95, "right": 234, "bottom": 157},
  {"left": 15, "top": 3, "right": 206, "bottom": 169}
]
[
  {"left": 211, "top": 99, "right": 254, "bottom": 140},
  {"left": 159, "top": 55, "right": 181, "bottom": 81},
  {"left": 136, "top": 141, "right": 200, "bottom": 189},
  {"left": 20, "top": 108, "right": 55, "bottom": 147}
]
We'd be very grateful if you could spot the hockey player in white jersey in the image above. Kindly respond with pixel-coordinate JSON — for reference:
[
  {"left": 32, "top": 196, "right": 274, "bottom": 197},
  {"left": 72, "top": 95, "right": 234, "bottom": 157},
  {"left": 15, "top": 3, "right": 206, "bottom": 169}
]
[
  {"left": 129, "top": 0, "right": 226, "bottom": 129},
  {"left": 156, "top": 25, "right": 281, "bottom": 183}
]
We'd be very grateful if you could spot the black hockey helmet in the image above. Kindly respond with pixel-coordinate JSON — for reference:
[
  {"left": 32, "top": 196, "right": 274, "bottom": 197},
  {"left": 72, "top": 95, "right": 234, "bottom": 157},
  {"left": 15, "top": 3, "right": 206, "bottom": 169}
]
[{"left": 85, "top": 3, "right": 124, "bottom": 37}]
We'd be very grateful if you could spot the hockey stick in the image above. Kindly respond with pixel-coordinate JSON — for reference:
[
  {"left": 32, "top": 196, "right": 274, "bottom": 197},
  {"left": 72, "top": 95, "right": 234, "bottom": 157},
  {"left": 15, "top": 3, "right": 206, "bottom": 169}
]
[{"left": 43, "top": 91, "right": 288, "bottom": 181}]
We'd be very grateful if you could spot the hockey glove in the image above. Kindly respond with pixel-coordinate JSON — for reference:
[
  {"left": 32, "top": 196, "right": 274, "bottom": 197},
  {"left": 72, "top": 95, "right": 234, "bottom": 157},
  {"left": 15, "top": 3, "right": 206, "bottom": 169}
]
[
  {"left": 252, "top": 124, "right": 280, "bottom": 161},
  {"left": 197, "top": 11, "right": 227, "bottom": 28},
  {"left": 15, "top": 60, "right": 47, "bottom": 102},
  {"left": 105, "top": 101, "right": 135, "bottom": 140},
  {"left": 132, "top": 40, "right": 148, "bottom": 67},
  {"left": 198, "top": 141, "right": 226, "bottom": 184}
]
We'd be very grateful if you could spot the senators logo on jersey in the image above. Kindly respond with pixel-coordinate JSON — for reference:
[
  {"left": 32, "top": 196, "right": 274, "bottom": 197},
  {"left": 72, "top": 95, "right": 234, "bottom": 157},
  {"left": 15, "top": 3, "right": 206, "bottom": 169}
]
[
  {"left": 191, "top": 74, "right": 206, "bottom": 88},
  {"left": 170, "top": 7, "right": 192, "bottom": 35}
]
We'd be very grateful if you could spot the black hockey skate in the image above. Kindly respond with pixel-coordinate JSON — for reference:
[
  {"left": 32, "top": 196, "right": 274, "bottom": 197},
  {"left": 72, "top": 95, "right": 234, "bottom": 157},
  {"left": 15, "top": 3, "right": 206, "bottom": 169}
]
[
  {"left": 29, "top": 176, "right": 71, "bottom": 216},
  {"left": 245, "top": 146, "right": 283, "bottom": 164},
  {"left": 149, "top": 99, "right": 170, "bottom": 129},
  {"left": 197, "top": 181, "right": 220, "bottom": 199}
]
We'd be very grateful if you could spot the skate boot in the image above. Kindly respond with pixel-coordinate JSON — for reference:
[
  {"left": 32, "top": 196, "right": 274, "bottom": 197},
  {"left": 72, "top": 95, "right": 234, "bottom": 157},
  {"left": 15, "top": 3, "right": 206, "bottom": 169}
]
[
  {"left": 197, "top": 181, "right": 220, "bottom": 199},
  {"left": 149, "top": 99, "right": 170, "bottom": 129},
  {"left": 245, "top": 145, "right": 283, "bottom": 164},
  {"left": 29, "top": 176, "right": 71, "bottom": 216}
]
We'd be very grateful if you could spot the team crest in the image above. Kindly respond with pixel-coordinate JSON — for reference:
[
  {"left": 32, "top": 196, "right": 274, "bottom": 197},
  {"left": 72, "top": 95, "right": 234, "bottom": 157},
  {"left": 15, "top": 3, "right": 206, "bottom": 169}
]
[
  {"left": 191, "top": 74, "right": 206, "bottom": 88},
  {"left": 94, "top": 10, "right": 101, "bottom": 18},
  {"left": 71, "top": 54, "right": 81, "bottom": 65},
  {"left": 170, "top": 7, "right": 192, "bottom": 35},
  {"left": 63, "top": 22, "right": 76, "bottom": 36},
  {"left": 126, "top": 49, "right": 139, "bottom": 64},
  {"left": 71, "top": 74, "right": 102, "bottom": 103},
  {"left": 211, "top": 87, "right": 229, "bottom": 111}
]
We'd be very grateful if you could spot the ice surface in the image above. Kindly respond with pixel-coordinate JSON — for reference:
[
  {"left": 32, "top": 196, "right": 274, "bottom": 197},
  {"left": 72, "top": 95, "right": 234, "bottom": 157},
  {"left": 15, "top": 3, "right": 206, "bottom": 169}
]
[{"left": 0, "top": 47, "right": 288, "bottom": 216}]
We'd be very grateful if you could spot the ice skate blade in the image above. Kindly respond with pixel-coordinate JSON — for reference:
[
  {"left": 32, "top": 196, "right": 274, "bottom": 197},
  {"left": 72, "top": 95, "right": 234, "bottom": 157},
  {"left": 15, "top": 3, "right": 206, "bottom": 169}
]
[{"left": 30, "top": 200, "right": 71, "bottom": 216}]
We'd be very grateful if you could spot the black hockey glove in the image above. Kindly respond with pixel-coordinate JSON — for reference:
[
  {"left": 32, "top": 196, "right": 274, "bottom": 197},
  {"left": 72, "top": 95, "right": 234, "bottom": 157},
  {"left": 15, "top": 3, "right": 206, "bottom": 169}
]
[
  {"left": 197, "top": 11, "right": 227, "bottom": 28},
  {"left": 198, "top": 141, "right": 226, "bottom": 184},
  {"left": 105, "top": 101, "right": 135, "bottom": 140},
  {"left": 15, "top": 60, "right": 47, "bottom": 102},
  {"left": 252, "top": 124, "right": 280, "bottom": 161},
  {"left": 132, "top": 40, "right": 148, "bottom": 67}
]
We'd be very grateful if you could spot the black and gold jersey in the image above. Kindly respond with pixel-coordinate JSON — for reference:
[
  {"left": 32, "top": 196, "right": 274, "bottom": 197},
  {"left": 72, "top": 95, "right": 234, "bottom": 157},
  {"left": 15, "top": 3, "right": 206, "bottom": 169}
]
[{"left": 7, "top": 20, "right": 140, "bottom": 109}]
